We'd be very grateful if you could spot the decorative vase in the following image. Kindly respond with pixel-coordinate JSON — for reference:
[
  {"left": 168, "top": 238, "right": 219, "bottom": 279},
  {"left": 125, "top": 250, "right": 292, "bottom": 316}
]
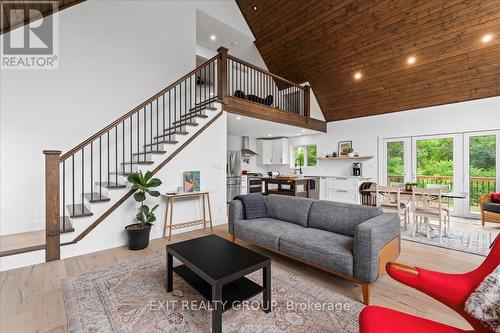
[
  {"left": 347, "top": 152, "right": 355, "bottom": 158},
  {"left": 125, "top": 224, "right": 152, "bottom": 250}
]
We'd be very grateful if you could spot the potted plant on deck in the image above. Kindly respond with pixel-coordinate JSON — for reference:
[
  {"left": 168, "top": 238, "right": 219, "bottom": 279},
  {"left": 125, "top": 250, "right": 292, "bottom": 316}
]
[{"left": 126, "top": 170, "right": 162, "bottom": 250}]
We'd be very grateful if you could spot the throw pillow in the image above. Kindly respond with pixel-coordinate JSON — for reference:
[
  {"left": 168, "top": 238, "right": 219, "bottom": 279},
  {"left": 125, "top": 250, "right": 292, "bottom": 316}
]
[
  {"left": 491, "top": 192, "right": 500, "bottom": 203},
  {"left": 464, "top": 265, "right": 500, "bottom": 332}
]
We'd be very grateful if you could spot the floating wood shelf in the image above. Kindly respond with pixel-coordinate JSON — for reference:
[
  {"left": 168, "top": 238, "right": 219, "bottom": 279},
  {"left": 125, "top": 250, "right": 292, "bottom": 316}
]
[{"left": 317, "top": 156, "right": 374, "bottom": 160}]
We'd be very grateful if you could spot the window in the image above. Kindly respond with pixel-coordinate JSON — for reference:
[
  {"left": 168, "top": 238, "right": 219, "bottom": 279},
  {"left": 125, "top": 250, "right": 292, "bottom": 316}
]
[{"left": 294, "top": 145, "right": 317, "bottom": 167}]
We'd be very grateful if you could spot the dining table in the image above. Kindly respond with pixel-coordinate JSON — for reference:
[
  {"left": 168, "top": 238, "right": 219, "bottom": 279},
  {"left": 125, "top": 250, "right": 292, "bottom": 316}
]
[{"left": 361, "top": 189, "right": 468, "bottom": 199}]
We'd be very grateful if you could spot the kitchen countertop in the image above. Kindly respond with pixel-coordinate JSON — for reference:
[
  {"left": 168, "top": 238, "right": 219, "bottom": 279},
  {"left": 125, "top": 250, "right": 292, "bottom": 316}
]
[{"left": 260, "top": 175, "right": 373, "bottom": 180}]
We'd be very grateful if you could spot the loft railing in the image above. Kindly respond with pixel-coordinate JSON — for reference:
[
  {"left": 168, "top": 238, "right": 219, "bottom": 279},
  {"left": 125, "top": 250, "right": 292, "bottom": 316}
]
[
  {"left": 225, "top": 53, "right": 310, "bottom": 117},
  {"left": 42, "top": 47, "right": 309, "bottom": 261}
]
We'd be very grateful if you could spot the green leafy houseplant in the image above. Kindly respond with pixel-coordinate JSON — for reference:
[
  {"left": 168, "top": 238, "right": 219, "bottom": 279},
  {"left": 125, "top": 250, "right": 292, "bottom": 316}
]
[
  {"left": 128, "top": 170, "right": 162, "bottom": 227},
  {"left": 125, "top": 171, "right": 162, "bottom": 250}
]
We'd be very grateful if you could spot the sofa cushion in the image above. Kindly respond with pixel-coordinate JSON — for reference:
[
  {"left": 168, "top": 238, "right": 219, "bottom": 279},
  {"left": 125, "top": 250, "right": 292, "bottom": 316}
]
[
  {"left": 308, "top": 200, "right": 383, "bottom": 237},
  {"left": 233, "top": 218, "right": 304, "bottom": 250},
  {"left": 484, "top": 202, "right": 500, "bottom": 213},
  {"left": 279, "top": 228, "right": 354, "bottom": 277},
  {"left": 492, "top": 192, "right": 500, "bottom": 203},
  {"left": 265, "top": 194, "right": 314, "bottom": 227}
]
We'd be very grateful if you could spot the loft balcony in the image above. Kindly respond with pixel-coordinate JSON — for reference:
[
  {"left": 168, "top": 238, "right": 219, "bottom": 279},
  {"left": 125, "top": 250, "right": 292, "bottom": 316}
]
[{"left": 216, "top": 47, "right": 326, "bottom": 132}]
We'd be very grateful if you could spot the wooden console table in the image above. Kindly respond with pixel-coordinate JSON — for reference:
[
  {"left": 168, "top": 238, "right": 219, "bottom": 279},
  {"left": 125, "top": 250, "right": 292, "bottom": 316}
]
[{"left": 162, "top": 192, "right": 213, "bottom": 240}]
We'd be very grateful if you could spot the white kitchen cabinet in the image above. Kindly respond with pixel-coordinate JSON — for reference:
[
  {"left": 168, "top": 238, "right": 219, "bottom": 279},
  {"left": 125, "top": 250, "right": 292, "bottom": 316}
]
[
  {"left": 322, "top": 176, "right": 372, "bottom": 204},
  {"left": 257, "top": 138, "right": 289, "bottom": 165}
]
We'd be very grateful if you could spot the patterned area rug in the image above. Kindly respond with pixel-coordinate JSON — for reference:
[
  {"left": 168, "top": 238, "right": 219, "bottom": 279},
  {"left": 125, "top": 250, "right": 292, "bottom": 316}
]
[
  {"left": 62, "top": 253, "right": 363, "bottom": 333},
  {"left": 401, "top": 221, "right": 492, "bottom": 255}
]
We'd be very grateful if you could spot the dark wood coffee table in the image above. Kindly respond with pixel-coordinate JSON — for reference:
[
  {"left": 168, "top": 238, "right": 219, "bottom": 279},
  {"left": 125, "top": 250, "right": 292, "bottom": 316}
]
[{"left": 166, "top": 235, "right": 271, "bottom": 333}]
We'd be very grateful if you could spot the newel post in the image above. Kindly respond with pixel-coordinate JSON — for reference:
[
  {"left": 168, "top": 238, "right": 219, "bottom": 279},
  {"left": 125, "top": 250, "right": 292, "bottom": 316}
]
[
  {"left": 304, "top": 85, "right": 311, "bottom": 118},
  {"left": 43, "top": 150, "right": 61, "bottom": 261},
  {"left": 217, "top": 46, "right": 229, "bottom": 102}
]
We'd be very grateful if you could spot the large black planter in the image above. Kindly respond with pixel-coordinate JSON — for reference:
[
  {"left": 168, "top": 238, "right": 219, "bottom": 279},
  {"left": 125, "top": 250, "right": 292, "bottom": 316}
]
[{"left": 125, "top": 224, "right": 151, "bottom": 250}]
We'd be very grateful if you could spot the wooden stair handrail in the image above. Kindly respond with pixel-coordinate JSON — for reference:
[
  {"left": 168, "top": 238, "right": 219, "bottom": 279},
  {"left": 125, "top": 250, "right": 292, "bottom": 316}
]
[
  {"left": 59, "top": 55, "right": 218, "bottom": 162},
  {"left": 227, "top": 54, "right": 306, "bottom": 90},
  {"left": 61, "top": 110, "right": 224, "bottom": 246}
]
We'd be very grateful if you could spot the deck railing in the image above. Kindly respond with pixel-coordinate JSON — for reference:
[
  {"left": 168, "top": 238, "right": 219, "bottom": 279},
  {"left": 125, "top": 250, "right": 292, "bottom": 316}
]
[{"left": 387, "top": 174, "right": 496, "bottom": 208}]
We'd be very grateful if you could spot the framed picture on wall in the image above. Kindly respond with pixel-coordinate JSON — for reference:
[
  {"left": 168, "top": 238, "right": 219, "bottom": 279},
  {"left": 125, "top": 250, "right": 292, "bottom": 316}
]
[
  {"left": 338, "top": 140, "right": 352, "bottom": 156},
  {"left": 183, "top": 171, "right": 200, "bottom": 192}
]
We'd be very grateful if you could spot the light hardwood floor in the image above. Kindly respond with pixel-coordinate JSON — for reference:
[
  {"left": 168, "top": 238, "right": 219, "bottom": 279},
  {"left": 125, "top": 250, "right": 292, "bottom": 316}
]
[{"left": 0, "top": 223, "right": 495, "bottom": 333}]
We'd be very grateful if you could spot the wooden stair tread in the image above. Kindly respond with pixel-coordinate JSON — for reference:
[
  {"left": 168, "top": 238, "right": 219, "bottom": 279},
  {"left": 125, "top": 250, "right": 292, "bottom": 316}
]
[
  {"left": 66, "top": 204, "right": 93, "bottom": 218},
  {"left": 84, "top": 192, "right": 110, "bottom": 203},
  {"left": 174, "top": 113, "right": 208, "bottom": 124},
  {"left": 144, "top": 140, "right": 178, "bottom": 148},
  {"left": 0, "top": 229, "right": 45, "bottom": 256},
  {"left": 95, "top": 181, "right": 127, "bottom": 189},
  {"left": 154, "top": 130, "right": 188, "bottom": 140},
  {"left": 132, "top": 150, "right": 167, "bottom": 156},
  {"left": 121, "top": 160, "right": 153, "bottom": 165}
]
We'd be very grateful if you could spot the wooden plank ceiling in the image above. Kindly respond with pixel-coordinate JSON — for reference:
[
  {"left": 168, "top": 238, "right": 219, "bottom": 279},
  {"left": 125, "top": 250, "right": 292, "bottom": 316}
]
[
  {"left": 1, "top": 0, "right": 84, "bottom": 35},
  {"left": 236, "top": 0, "right": 500, "bottom": 121}
]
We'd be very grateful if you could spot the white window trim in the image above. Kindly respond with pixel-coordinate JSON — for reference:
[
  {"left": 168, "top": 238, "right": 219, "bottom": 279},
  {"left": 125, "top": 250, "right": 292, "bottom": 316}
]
[{"left": 293, "top": 144, "right": 318, "bottom": 168}]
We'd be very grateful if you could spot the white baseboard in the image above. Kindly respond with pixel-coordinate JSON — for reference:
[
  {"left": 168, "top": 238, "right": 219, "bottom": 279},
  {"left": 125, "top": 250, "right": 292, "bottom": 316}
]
[{"left": 0, "top": 221, "right": 44, "bottom": 235}]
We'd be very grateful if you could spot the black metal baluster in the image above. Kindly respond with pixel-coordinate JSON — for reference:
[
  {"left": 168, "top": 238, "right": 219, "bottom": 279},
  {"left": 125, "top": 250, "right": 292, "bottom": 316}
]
[
  {"left": 150, "top": 102, "right": 153, "bottom": 153},
  {"left": 143, "top": 106, "right": 146, "bottom": 161},
  {"left": 122, "top": 122, "right": 125, "bottom": 176},
  {"left": 107, "top": 131, "right": 110, "bottom": 185},
  {"left": 190, "top": 75, "right": 193, "bottom": 112},
  {"left": 62, "top": 161, "right": 65, "bottom": 230},
  {"left": 90, "top": 142, "right": 93, "bottom": 201},
  {"left": 130, "top": 115, "right": 133, "bottom": 174},
  {"left": 162, "top": 94, "right": 166, "bottom": 132},
  {"left": 136, "top": 112, "right": 139, "bottom": 157},
  {"left": 99, "top": 136, "right": 102, "bottom": 197},
  {"left": 72, "top": 155, "right": 75, "bottom": 216},
  {"left": 184, "top": 80, "right": 187, "bottom": 118},
  {"left": 81, "top": 148, "right": 84, "bottom": 215},
  {"left": 156, "top": 99, "right": 159, "bottom": 150},
  {"left": 115, "top": 126, "right": 118, "bottom": 184}
]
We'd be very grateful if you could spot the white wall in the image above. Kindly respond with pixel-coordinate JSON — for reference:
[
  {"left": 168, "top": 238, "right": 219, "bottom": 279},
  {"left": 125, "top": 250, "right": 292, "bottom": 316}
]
[
  {"left": 0, "top": 0, "right": 246, "bottom": 235},
  {"left": 287, "top": 96, "right": 500, "bottom": 178}
]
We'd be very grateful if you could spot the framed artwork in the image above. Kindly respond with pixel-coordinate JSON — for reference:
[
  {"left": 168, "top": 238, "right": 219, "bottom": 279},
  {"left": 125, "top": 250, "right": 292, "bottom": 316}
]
[
  {"left": 183, "top": 171, "right": 200, "bottom": 192},
  {"left": 338, "top": 140, "right": 352, "bottom": 156}
]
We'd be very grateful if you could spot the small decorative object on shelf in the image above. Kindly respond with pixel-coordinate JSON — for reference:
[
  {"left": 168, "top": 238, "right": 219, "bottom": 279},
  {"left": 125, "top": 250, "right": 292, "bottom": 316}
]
[
  {"left": 126, "top": 170, "right": 162, "bottom": 250},
  {"left": 354, "top": 152, "right": 360, "bottom": 157},
  {"left": 347, "top": 147, "right": 355, "bottom": 158},
  {"left": 338, "top": 140, "right": 352, "bottom": 156},
  {"left": 405, "top": 182, "right": 418, "bottom": 191},
  {"left": 332, "top": 152, "right": 338, "bottom": 157}
]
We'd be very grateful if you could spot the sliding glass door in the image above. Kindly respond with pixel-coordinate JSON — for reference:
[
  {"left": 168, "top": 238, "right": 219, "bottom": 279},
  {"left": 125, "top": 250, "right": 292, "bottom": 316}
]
[
  {"left": 382, "top": 138, "right": 411, "bottom": 185},
  {"left": 381, "top": 131, "right": 499, "bottom": 218},
  {"left": 464, "top": 131, "right": 499, "bottom": 217}
]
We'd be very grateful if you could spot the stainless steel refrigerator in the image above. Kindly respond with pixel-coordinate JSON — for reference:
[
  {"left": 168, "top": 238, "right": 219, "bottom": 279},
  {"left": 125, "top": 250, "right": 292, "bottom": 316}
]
[{"left": 227, "top": 150, "right": 242, "bottom": 202}]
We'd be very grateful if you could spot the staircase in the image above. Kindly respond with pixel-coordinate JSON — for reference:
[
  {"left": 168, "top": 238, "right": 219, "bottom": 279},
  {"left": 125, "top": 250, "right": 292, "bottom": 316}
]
[{"left": 39, "top": 50, "right": 226, "bottom": 261}]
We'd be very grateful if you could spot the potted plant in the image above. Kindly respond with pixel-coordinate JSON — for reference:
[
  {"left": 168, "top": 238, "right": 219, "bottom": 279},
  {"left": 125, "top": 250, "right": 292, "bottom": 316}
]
[
  {"left": 347, "top": 147, "right": 355, "bottom": 158},
  {"left": 405, "top": 182, "right": 418, "bottom": 192},
  {"left": 126, "top": 170, "right": 162, "bottom": 250}
]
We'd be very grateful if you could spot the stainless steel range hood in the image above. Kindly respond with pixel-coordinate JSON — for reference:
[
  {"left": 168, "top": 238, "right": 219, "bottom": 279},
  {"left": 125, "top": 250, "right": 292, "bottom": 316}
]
[{"left": 241, "top": 136, "right": 258, "bottom": 156}]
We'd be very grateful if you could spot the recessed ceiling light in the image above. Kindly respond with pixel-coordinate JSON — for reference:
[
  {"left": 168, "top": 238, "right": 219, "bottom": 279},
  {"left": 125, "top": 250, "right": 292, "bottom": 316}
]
[
  {"left": 253, "top": 6, "right": 257, "bottom": 11},
  {"left": 407, "top": 56, "right": 416, "bottom": 65},
  {"left": 354, "top": 71, "right": 362, "bottom": 80},
  {"left": 301, "top": 129, "right": 306, "bottom": 132},
  {"left": 296, "top": 134, "right": 300, "bottom": 136},
  {"left": 236, "top": 116, "right": 241, "bottom": 120},
  {"left": 210, "top": 35, "right": 217, "bottom": 41},
  {"left": 482, "top": 34, "right": 493, "bottom": 43},
  {"left": 268, "top": 134, "right": 272, "bottom": 137}
]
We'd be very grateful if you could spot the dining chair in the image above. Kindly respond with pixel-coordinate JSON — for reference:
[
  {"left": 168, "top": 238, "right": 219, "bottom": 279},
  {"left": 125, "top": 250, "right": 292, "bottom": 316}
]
[
  {"left": 412, "top": 188, "right": 449, "bottom": 241},
  {"left": 425, "top": 183, "right": 451, "bottom": 230},
  {"left": 376, "top": 185, "right": 410, "bottom": 229},
  {"left": 359, "top": 182, "right": 377, "bottom": 206}
]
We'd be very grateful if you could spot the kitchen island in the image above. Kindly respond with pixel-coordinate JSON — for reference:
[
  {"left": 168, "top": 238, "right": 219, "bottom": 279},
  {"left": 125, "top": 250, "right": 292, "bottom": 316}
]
[{"left": 263, "top": 177, "right": 310, "bottom": 197}]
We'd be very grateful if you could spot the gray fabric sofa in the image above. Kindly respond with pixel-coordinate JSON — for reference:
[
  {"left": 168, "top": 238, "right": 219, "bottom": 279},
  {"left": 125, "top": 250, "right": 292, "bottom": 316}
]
[{"left": 228, "top": 194, "right": 401, "bottom": 304}]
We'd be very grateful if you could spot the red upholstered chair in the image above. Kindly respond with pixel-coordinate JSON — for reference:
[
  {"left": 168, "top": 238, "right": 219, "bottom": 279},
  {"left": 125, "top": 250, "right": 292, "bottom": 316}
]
[{"left": 359, "top": 235, "right": 500, "bottom": 333}]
